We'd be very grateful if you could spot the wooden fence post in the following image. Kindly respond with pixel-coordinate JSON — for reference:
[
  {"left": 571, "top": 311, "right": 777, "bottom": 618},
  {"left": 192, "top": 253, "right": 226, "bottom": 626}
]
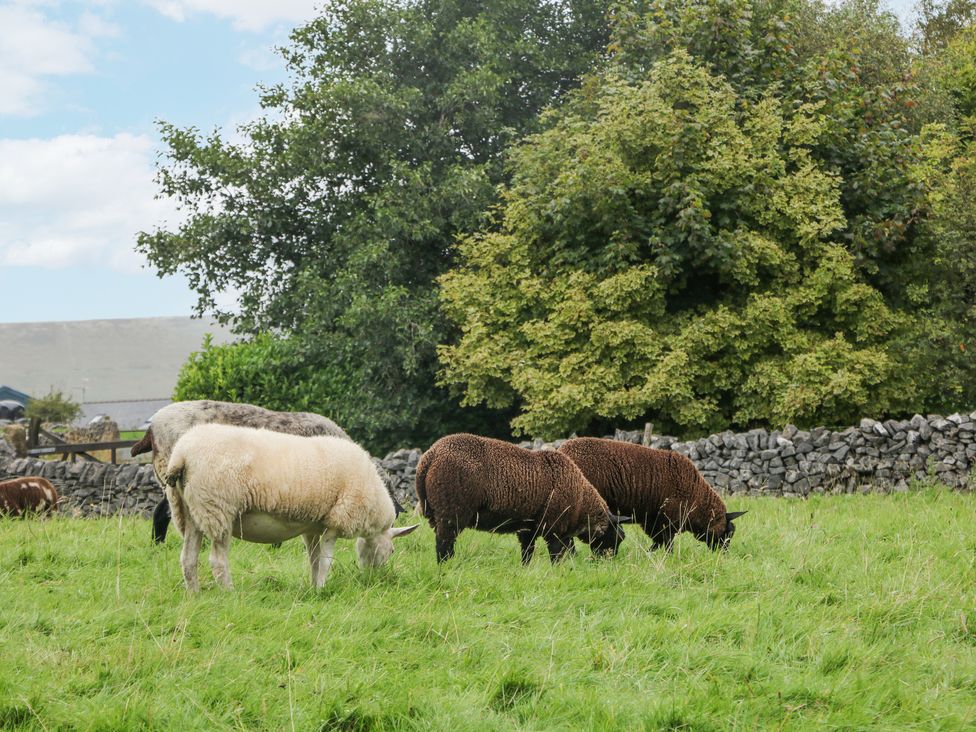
[{"left": 28, "top": 417, "right": 41, "bottom": 449}]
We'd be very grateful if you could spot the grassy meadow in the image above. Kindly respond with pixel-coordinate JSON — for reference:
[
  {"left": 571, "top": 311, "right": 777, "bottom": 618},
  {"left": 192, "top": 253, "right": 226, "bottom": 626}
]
[{"left": 1, "top": 488, "right": 975, "bottom": 731}]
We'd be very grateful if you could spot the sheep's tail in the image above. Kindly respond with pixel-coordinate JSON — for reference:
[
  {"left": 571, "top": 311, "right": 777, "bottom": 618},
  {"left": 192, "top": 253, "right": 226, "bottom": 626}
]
[
  {"left": 414, "top": 450, "right": 433, "bottom": 524},
  {"left": 131, "top": 427, "right": 154, "bottom": 457},
  {"left": 165, "top": 448, "right": 186, "bottom": 494}
]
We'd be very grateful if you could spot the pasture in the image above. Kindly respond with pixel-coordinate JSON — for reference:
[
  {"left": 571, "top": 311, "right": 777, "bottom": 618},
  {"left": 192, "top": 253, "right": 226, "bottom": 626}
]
[{"left": 1, "top": 489, "right": 974, "bottom": 731}]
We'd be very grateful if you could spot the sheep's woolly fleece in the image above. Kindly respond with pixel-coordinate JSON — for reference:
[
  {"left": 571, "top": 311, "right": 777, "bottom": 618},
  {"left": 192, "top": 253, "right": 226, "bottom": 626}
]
[
  {"left": 558, "top": 437, "right": 731, "bottom": 544},
  {"left": 416, "top": 433, "right": 615, "bottom": 560},
  {"left": 134, "top": 400, "right": 350, "bottom": 536},
  {"left": 167, "top": 424, "right": 395, "bottom": 541},
  {"left": 0, "top": 476, "right": 59, "bottom": 516}
]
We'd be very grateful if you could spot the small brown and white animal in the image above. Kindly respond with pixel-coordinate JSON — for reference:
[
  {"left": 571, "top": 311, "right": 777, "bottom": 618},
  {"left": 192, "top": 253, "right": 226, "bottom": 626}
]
[
  {"left": 166, "top": 424, "right": 418, "bottom": 592},
  {"left": 0, "top": 476, "right": 59, "bottom": 516},
  {"left": 415, "top": 433, "right": 631, "bottom": 564},
  {"left": 558, "top": 437, "right": 746, "bottom": 551}
]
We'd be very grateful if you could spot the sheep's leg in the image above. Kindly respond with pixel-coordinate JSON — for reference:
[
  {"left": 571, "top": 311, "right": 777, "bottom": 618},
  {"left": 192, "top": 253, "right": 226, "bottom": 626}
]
[
  {"left": 517, "top": 530, "right": 537, "bottom": 565},
  {"left": 208, "top": 533, "right": 234, "bottom": 590},
  {"left": 304, "top": 530, "right": 338, "bottom": 588},
  {"left": 435, "top": 522, "right": 458, "bottom": 563},
  {"left": 545, "top": 535, "right": 575, "bottom": 563},
  {"left": 647, "top": 521, "right": 675, "bottom": 552},
  {"left": 151, "top": 499, "right": 170, "bottom": 544},
  {"left": 303, "top": 532, "right": 321, "bottom": 584},
  {"left": 317, "top": 531, "right": 338, "bottom": 586},
  {"left": 180, "top": 520, "right": 204, "bottom": 593}
]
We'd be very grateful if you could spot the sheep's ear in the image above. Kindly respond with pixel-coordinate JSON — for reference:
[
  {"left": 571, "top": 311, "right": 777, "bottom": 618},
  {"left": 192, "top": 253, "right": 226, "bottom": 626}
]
[
  {"left": 389, "top": 524, "right": 419, "bottom": 539},
  {"left": 725, "top": 511, "right": 747, "bottom": 522},
  {"left": 610, "top": 514, "right": 636, "bottom": 524}
]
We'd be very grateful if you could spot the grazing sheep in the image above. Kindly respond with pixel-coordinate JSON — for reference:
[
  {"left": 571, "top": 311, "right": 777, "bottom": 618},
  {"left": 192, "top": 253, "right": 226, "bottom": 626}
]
[
  {"left": 415, "top": 433, "right": 630, "bottom": 564},
  {"left": 0, "top": 477, "right": 59, "bottom": 516},
  {"left": 558, "top": 437, "right": 746, "bottom": 551},
  {"left": 166, "top": 424, "right": 418, "bottom": 591},
  {"left": 132, "top": 400, "right": 405, "bottom": 544}
]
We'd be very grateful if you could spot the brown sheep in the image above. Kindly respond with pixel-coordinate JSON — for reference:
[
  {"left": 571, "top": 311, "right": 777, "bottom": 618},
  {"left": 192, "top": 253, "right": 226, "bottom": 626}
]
[
  {"left": 0, "top": 476, "right": 59, "bottom": 517},
  {"left": 558, "top": 438, "right": 745, "bottom": 551},
  {"left": 415, "top": 433, "right": 631, "bottom": 564}
]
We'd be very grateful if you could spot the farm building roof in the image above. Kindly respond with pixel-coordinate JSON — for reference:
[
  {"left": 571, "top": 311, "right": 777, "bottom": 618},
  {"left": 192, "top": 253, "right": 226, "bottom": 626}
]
[
  {"left": 0, "top": 317, "right": 233, "bottom": 403},
  {"left": 78, "top": 399, "right": 172, "bottom": 431}
]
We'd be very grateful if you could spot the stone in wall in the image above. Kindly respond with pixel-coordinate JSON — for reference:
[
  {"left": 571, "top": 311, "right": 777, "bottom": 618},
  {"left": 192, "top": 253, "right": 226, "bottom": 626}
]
[
  {"left": 0, "top": 455, "right": 164, "bottom": 518},
  {"left": 3, "top": 424, "right": 27, "bottom": 457}
]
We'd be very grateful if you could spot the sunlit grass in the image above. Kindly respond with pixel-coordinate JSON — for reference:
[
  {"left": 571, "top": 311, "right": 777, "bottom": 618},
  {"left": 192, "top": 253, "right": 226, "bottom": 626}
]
[{"left": 1, "top": 488, "right": 974, "bottom": 730}]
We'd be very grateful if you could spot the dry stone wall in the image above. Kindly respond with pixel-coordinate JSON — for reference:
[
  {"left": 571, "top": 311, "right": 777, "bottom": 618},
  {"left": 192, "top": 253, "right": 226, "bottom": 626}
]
[
  {"left": 0, "top": 457, "right": 163, "bottom": 517},
  {"left": 375, "top": 412, "right": 976, "bottom": 503},
  {"left": 608, "top": 412, "right": 976, "bottom": 496},
  {"left": 1, "top": 411, "right": 973, "bottom": 518}
]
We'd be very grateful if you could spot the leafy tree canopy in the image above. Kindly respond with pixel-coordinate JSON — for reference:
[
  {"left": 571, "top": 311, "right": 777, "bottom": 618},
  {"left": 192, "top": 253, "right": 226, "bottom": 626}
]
[
  {"left": 915, "top": 0, "right": 976, "bottom": 51},
  {"left": 440, "top": 0, "right": 970, "bottom": 439},
  {"left": 139, "top": 0, "right": 614, "bottom": 451},
  {"left": 927, "top": 27, "right": 976, "bottom": 135}
]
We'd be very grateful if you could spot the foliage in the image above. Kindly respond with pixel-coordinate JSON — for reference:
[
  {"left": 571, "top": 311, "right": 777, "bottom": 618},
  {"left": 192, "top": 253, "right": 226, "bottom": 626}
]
[
  {"left": 173, "top": 334, "right": 512, "bottom": 452},
  {"left": 3, "top": 493, "right": 976, "bottom": 729},
  {"left": 897, "top": 125, "right": 976, "bottom": 409},
  {"left": 138, "top": 0, "right": 614, "bottom": 452},
  {"left": 441, "top": 0, "right": 935, "bottom": 439},
  {"left": 174, "top": 334, "right": 350, "bottom": 419},
  {"left": 906, "top": 18, "right": 976, "bottom": 410},
  {"left": 914, "top": 0, "right": 976, "bottom": 51},
  {"left": 24, "top": 389, "right": 82, "bottom": 425},
  {"left": 925, "top": 27, "right": 976, "bottom": 136}
]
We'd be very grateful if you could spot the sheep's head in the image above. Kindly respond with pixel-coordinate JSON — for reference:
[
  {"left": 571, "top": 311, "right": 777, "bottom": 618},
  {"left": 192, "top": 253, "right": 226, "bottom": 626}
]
[
  {"left": 587, "top": 514, "right": 633, "bottom": 558},
  {"left": 704, "top": 511, "right": 747, "bottom": 551},
  {"left": 356, "top": 524, "right": 419, "bottom": 567}
]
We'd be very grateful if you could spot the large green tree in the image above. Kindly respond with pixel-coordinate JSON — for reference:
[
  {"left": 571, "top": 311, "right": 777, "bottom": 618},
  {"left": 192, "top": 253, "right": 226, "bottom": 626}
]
[
  {"left": 139, "top": 0, "right": 613, "bottom": 451},
  {"left": 904, "top": 21, "right": 976, "bottom": 408},
  {"left": 440, "top": 0, "right": 966, "bottom": 439}
]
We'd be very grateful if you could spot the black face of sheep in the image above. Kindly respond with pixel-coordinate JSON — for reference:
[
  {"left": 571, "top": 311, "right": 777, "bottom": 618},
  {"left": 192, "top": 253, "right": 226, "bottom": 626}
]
[
  {"left": 705, "top": 511, "right": 747, "bottom": 551},
  {"left": 588, "top": 514, "right": 633, "bottom": 557}
]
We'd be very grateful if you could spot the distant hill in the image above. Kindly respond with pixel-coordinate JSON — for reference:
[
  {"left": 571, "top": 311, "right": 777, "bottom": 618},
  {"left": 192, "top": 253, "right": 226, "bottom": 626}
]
[{"left": 0, "top": 317, "right": 234, "bottom": 403}]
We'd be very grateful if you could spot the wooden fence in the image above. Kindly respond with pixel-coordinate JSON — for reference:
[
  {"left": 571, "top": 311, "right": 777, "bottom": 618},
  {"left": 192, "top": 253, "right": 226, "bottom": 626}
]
[{"left": 25, "top": 418, "right": 138, "bottom": 465}]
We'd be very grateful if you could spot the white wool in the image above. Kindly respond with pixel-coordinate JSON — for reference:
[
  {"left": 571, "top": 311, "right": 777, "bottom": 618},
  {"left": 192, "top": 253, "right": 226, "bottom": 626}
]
[
  {"left": 166, "top": 424, "right": 416, "bottom": 592},
  {"left": 167, "top": 424, "right": 395, "bottom": 541},
  {"left": 145, "top": 400, "right": 348, "bottom": 537}
]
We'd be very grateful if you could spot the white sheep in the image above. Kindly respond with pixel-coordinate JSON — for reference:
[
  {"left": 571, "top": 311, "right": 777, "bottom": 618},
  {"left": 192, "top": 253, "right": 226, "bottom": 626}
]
[
  {"left": 166, "top": 423, "right": 418, "bottom": 591},
  {"left": 131, "top": 399, "right": 369, "bottom": 544}
]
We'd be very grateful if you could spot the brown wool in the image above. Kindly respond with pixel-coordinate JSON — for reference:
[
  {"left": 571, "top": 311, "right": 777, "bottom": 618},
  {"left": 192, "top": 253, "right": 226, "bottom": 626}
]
[
  {"left": 559, "top": 437, "right": 729, "bottom": 549},
  {"left": 0, "top": 476, "right": 59, "bottom": 517},
  {"left": 415, "top": 433, "right": 618, "bottom": 564}
]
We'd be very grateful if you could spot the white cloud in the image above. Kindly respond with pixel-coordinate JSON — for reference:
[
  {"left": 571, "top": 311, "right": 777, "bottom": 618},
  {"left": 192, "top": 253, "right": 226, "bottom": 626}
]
[
  {"left": 0, "top": 4, "right": 110, "bottom": 116},
  {"left": 0, "top": 133, "right": 179, "bottom": 273},
  {"left": 145, "top": 0, "right": 321, "bottom": 32}
]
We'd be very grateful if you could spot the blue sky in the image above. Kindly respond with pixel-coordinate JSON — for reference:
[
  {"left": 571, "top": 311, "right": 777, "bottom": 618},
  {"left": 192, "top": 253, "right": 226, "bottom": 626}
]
[{"left": 0, "top": 0, "right": 917, "bottom": 325}]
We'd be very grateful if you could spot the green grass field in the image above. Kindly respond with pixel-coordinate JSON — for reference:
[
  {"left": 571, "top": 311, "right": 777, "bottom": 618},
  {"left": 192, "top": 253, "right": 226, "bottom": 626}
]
[{"left": 1, "top": 489, "right": 975, "bottom": 731}]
